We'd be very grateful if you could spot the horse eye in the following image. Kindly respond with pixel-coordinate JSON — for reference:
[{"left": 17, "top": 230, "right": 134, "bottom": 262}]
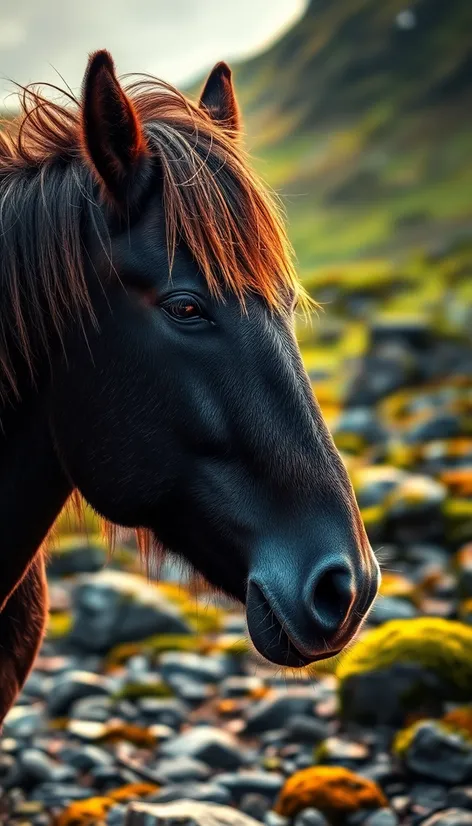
[{"left": 162, "top": 296, "right": 203, "bottom": 322}]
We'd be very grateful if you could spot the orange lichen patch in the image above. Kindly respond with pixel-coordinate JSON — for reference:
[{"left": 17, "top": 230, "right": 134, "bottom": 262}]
[
  {"left": 102, "top": 722, "right": 158, "bottom": 748},
  {"left": 216, "top": 699, "right": 240, "bottom": 716},
  {"left": 56, "top": 797, "right": 114, "bottom": 826},
  {"left": 441, "top": 707, "right": 472, "bottom": 739},
  {"left": 379, "top": 572, "right": 416, "bottom": 601},
  {"left": 250, "top": 685, "right": 273, "bottom": 701},
  {"left": 108, "top": 782, "right": 158, "bottom": 802},
  {"left": 274, "top": 766, "right": 387, "bottom": 820},
  {"left": 440, "top": 469, "right": 472, "bottom": 496},
  {"left": 455, "top": 543, "right": 472, "bottom": 567},
  {"left": 421, "top": 438, "right": 472, "bottom": 463}
]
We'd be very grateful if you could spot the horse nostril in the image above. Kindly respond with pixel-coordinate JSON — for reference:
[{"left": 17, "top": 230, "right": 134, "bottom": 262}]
[{"left": 308, "top": 565, "right": 354, "bottom": 637}]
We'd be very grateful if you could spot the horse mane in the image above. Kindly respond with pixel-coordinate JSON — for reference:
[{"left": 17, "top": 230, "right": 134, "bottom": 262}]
[
  {"left": 0, "top": 72, "right": 314, "bottom": 560},
  {"left": 0, "top": 73, "right": 313, "bottom": 401}
]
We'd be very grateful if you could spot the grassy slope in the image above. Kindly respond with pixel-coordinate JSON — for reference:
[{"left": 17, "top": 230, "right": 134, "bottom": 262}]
[{"left": 215, "top": 0, "right": 472, "bottom": 275}]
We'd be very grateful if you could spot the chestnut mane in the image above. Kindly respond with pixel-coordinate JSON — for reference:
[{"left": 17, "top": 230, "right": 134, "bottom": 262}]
[
  {"left": 0, "top": 74, "right": 312, "bottom": 403},
  {"left": 0, "top": 71, "right": 313, "bottom": 562}
]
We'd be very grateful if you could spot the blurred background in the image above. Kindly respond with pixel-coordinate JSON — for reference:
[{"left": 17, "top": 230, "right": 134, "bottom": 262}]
[{"left": 1, "top": 2, "right": 472, "bottom": 821}]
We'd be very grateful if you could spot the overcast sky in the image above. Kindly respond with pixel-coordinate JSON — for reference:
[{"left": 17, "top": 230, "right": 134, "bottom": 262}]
[{"left": 0, "top": 1, "right": 307, "bottom": 108}]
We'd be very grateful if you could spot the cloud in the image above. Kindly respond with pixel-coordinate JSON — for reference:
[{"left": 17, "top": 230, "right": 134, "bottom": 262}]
[{"left": 0, "top": 0, "right": 306, "bottom": 107}]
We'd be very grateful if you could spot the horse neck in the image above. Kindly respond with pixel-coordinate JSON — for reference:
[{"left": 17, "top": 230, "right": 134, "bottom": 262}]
[{"left": 0, "top": 386, "right": 72, "bottom": 592}]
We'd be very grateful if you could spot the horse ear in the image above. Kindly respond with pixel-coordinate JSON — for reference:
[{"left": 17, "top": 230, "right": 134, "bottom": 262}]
[
  {"left": 199, "top": 62, "right": 241, "bottom": 136},
  {"left": 81, "top": 50, "right": 150, "bottom": 203}
]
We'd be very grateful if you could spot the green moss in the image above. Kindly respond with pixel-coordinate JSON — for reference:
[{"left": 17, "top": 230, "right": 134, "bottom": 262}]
[
  {"left": 337, "top": 618, "right": 472, "bottom": 695},
  {"left": 114, "top": 680, "right": 174, "bottom": 700}
]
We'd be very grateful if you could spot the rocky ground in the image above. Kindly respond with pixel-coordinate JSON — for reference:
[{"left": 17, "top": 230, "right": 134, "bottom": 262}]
[{"left": 1, "top": 246, "right": 471, "bottom": 826}]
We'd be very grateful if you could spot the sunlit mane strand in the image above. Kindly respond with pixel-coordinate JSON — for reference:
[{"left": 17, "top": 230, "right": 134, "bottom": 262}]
[{"left": 0, "top": 73, "right": 314, "bottom": 400}]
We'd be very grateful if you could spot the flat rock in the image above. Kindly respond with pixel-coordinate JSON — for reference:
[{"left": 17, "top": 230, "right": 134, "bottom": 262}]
[
  {"left": 147, "top": 783, "right": 231, "bottom": 805},
  {"left": 124, "top": 800, "right": 263, "bottom": 826},
  {"left": 402, "top": 722, "right": 472, "bottom": 784},
  {"left": 2, "top": 705, "right": 44, "bottom": 738},
  {"left": 47, "top": 670, "right": 112, "bottom": 717},
  {"left": 153, "top": 756, "right": 211, "bottom": 783},
  {"left": 69, "top": 570, "right": 190, "bottom": 652},
  {"left": 217, "top": 771, "right": 284, "bottom": 804},
  {"left": 160, "top": 651, "right": 227, "bottom": 684},
  {"left": 244, "top": 691, "right": 317, "bottom": 734},
  {"left": 421, "top": 810, "right": 472, "bottom": 826},
  {"left": 159, "top": 725, "right": 244, "bottom": 770}
]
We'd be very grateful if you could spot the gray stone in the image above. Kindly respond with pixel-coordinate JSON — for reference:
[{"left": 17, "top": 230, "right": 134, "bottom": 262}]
[
  {"left": 283, "top": 715, "right": 328, "bottom": 744},
  {"left": 223, "top": 615, "right": 247, "bottom": 634},
  {"left": 421, "top": 810, "right": 472, "bottom": 826},
  {"left": 47, "top": 670, "right": 112, "bottom": 717},
  {"left": 92, "top": 765, "right": 138, "bottom": 790},
  {"left": 264, "top": 813, "right": 289, "bottom": 826},
  {"left": 3, "top": 705, "right": 44, "bottom": 738},
  {"left": 47, "top": 539, "right": 106, "bottom": 577},
  {"left": 403, "top": 722, "right": 472, "bottom": 784},
  {"left": 221, "top": 676, "right": 265, "bottom": 698},
  {"left": 124, "top": 800, "right": 262, "bottom": 826},
  {"left": 216, "top": 771, "right": 284, "bottom": 804},
  {"left": 364, "top": 812, "right": 399, "bottom": 826},
  {"left": 22, "top": 672, "right": 49, "bottom": 699},
  {"left": 340, "top": 662, "right": 447, "bottom": 726},
  {"left": 316, "top": 736, "right": 369, "bottom": 765},
  {"left": 69, "top": 570, "right": 190, "bottom": 652},
  {"left": 0, "top": 753, "right": 15, "bottom": 779},
  {"left": 244, "top": 691, "right": 317, "bottom": 734},
  {"left": 160, "top": 651, "right": 227, "bottom": 685},
  {"left": 69, "top": 694, "right": 114, "bottom": 722},
  {"left": 369, "top": 596, "right": 418, "bottom": 625},
  {"left": 159, "top": 726, "right": 244, "bottom": 770},
  {"left": 166, "top": 676, "right": 213, "bottom": 704},
  {"left": 410, "top": 782, "right": 448, "bottom": 812},
  {"left": 57, "top": 744, "right": 114, "bottom": 771},
  {"left": 2, "top": 748, "right": 77, "bottom": 790},
  {"left": 137, "top": 698, "right": 187, "bottom": 729},
  {"left": 31, "top": 782, "right": 97, "bottom": 805},
  {"left": 153, "top": 756, "right": 211, "bottom": 783},
  {"left": 294, "top": 810, "right": 330, "bottom": 826},
  {"left": 148, "top": 783, "right": 231, "bottom": 805},
  {"left": 448, "top": 789, "right": 472, "bottom": 810},
  {"left": 107, "top": 805, "right": 128, "bottom": 826},
  {"left": 240, "top": 793, "right": 271, "bottom": 822}
]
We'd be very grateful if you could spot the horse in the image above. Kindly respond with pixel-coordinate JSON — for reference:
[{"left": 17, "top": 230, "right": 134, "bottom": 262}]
[{"left": 0, "top": 50, "right": 380, "bottom": 724}]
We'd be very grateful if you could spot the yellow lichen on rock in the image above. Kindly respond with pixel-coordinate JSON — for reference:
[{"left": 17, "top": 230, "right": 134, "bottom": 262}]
[
  {"left": 337, "top": 617, "right": 472, "bottom": 695},
  {"left": 47, "top": 611, "right": 73, "bottom": 639},
  {"left": 392, "top": 720, "right": 426, "bottom": 757},
  {"left": 274, "top": 766, "right": 387, "bottom": 820},
  {"left": 182, "top": 603, "right": 225, "bottom": 633}
]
